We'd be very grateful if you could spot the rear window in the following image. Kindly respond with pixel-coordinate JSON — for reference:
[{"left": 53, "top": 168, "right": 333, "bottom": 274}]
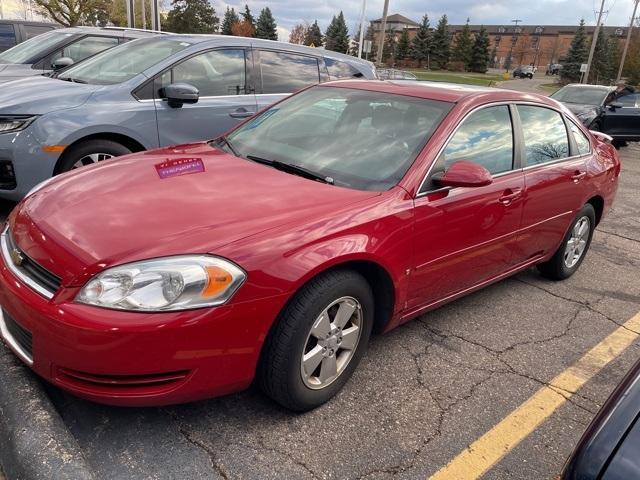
[
  {"left": 517, "top": 105, "right": 569, "bottom": 165},
  {"left": 325, "top": 57, "right": 363, "bottom": 79},
  {"left": 258, "top": 50, "right": 320, "bottom": 94}
]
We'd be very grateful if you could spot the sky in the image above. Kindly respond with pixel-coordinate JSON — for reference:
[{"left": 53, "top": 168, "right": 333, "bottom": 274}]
[{"left": 216, "top": 0, "right": 638, "bottom": 41}]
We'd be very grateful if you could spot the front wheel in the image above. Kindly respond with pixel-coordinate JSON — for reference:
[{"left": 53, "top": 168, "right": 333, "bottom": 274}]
[
  {"left": 537, "top": 204, "right": 596, "bottom": 280},
  {"left": 57, "top": 139, "right": 132, "bottom": 174},
  {"left": 258, "top": 270, "right": 374, "bottom": 411}
]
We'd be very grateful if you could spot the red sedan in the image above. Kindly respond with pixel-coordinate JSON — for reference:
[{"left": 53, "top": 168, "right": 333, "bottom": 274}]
[{"left": 0, "top": 81, "right": 620, "bottom": 411}]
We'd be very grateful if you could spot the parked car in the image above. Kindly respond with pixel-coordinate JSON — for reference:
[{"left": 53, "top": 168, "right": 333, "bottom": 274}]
[
  {"left": 0, "top": 26, "right": 163, "bottom": 84},
  {"left": 0, "top": 20, "right": 58, "bottom": 53},
  {"left": 377, "top": 68, "right": 418, "bottom": 80},
  {"left": 562, "top": 357, "right": 640, "bottom": 479},
  {"left": 546, "top": 63, "right": 562, "bottom": 75},
  {"left": 0, "top": 34, "right": 376, "bottom": 201},
  {"left": 0, "top": 81, "right": 620, "bottom": 410},
  {"left": 551, "top": 84, "right": 640, "bottom": 146},
  {"left": 513, "top": 65, "right": 535, "bottom": 79}
]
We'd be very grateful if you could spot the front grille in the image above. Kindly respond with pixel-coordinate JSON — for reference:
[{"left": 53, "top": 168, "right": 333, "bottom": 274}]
[
  {"left": 2, "top": 310, "right": 33, "bottom": 361},
  {"left": 0, "top": 161, "right": 16, "bottom": 190},
  {"left": 3, "top": 228, "right": 62, "bottom": 297}
]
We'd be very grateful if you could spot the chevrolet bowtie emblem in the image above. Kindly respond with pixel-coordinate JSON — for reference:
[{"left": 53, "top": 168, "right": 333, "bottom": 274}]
[{"left": 10, "top": 248, "right": 24, "bottom": 267}]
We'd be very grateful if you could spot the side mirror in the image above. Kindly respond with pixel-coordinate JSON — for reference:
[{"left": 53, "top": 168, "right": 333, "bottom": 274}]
[
  {"left": 608, "top": 102, "right": 623, "bottom": 110},
  {"left": 52, "top": 57, "right": 74, "bottom": 71},
  {"left": 163, "top": 83, "right": 199, "bottom": 108},
  {"left": 434, "top": 160, "right": 493, "bottom": 188}
]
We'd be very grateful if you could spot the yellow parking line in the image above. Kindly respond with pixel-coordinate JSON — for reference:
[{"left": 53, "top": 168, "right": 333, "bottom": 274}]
[{"left": 430, "top": 311, "right": 640, "bottom": 480}]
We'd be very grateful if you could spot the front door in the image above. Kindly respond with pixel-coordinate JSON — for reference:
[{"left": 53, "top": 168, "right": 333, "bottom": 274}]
[
  {"left": 602, "top": 93, "right": 640, "bottom": 139},
  {"left": 155, "top": 48, "right": 257, "bottom": 146},
  {"left": 409, "top": 104, "right": 525, "bottom": 309}
]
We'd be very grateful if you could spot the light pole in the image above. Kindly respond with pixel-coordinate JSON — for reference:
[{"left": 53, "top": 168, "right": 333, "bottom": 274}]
[
  {"left": 151, "top": 0, "right": 161, "bottom": 31},
  {"left": 376, "top": 0, "right": 390, "bottom": 66},
  {"left": 583, "top": 0, "right": 606, "bottom": 83},
  {"left": 617, "top": 0, "right": 640, "bottom": 81},
  {"left": 506, "top": 19, "right": 522, "bottom": 72},
  {"left": 357, "top": 0, "right": 367, "bottom": 59}
]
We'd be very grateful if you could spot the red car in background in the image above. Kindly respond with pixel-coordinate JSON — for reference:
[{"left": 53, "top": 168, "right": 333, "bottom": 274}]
[{"left": 0, "top": 81, "right": 620, "bottom": 411}]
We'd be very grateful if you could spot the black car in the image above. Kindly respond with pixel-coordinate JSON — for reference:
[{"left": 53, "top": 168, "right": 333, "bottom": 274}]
[
  {"left": 562, "top": 356, "right": 640, "bottom": 479},
  {"left": 513, "top": 65, "right": 535, "bottom": 79},
  {"left": 552, "top": 84, "right": 640, "bottom": 146},
  {"left": 0, "top": 20, "right": 58, "bottom": 53}
]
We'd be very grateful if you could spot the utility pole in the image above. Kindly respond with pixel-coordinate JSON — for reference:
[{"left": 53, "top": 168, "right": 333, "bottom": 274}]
[
  {"left": 617, "top": 0, "right": 640, "bottom": 81},
  {"left": 376, "top": 0, "right": 390, "bottom": 66},
  {"left": 506, "top": 19, "right": 522, "bottom": 71},
  {"left": 151, "top": 0, "right": 161, "bottom": 31},
  {"left": 357, "top": 0, "right": 367, "bottom": 58},
  {"left": 583, "top": 0, "right": 606, "bottom": 84},
  {"left": 126, "top": 0, "right": 135, "bottom": 28}
]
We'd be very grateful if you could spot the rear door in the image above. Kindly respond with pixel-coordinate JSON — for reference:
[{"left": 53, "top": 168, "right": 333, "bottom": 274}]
[
  {"left": 253, "top": 48, "right": 323, "bottom": 113},
  {"left": 516, "top": 105, "right": 588, "bottom": 262},
  {"left": 155, "top": 47, "right": 257, "bottom": 146},
  {"left": 602, "top": 93, "right": 640, "bottom": 139},
  {"left": 409, "top": 104, "right": 525, "bottom": 308}
]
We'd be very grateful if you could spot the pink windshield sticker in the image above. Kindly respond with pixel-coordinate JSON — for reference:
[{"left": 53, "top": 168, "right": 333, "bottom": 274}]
[{"left": 155, "top": 158, "right": 205, "bottom": 179}]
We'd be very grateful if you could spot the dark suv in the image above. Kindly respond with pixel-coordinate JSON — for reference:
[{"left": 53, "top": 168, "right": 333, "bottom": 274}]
[
  {"left": 0, "top": 20, "right": 58, "bottom": 52},
  {"left": 0, "top": 26, "right": 165, "bottom": 84}
]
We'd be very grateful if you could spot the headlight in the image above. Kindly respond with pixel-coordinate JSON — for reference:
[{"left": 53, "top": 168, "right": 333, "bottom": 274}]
[
  {"left": 0, "top": 115, "right": 36, "bottom": 134},
  {"left": 76, "top": 255, "right": 246, "bottom": 311}
]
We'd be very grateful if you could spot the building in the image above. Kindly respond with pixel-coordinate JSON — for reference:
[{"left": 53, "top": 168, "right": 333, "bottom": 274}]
[{"left": 370, "top": 14, "right": 629, "bottom": 68}]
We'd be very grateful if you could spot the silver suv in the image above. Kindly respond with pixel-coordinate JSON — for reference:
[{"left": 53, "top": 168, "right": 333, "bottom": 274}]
[{"left": 0, "top": 35, "right": 376, "bottom": 200}]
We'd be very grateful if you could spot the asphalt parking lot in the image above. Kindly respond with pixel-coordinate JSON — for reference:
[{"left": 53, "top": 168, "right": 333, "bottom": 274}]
[{"left": 0, "top": 141, "right": 637, "bottom": 480}]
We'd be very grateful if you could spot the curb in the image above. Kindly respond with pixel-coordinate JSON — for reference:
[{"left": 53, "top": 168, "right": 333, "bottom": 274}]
[{"left": 0, "top": 344, "right": 95, "bottom": 480}]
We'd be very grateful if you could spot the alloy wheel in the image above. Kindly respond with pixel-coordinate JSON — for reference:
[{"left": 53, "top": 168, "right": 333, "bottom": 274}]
[
  {"left": 564, "top": 216, "right": 590, "bottom": 268},
  {"left": 72, "top": 152, "right": 114, "bottom": 169},
  {"left": 300, "top": 296, "right": 363, "bottom": 390}
]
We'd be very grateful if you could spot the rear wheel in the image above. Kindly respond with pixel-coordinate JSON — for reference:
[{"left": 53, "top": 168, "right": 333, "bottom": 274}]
[
  {"left": 258, "top": 269, "right": 374, "bottom": 411},
  {"left": 57, "top": 140, "right": 132, "bottom": 174},
  {"left": 537, "top": 204, "right": 596, "bottom": 280}
]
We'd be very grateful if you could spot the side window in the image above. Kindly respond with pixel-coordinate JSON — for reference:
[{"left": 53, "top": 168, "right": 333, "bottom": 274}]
[
  {"left": 325, "top": 57, "right": 363, "bottom": 79},
  {"left": 259, "top": 50, "right": 320, "bottom": 94},
  {"left": 170, "top": 49, "right": 246, "bottom": 97},
  {"left": 436, "top": 105, "right": 514, "bottom": 177},
  {"left": 568, "top": 121, "right": 591, "bottom": 156},
  {"left": 617, "top": 94, "right": 639, "bottom": 107},
  {"left": 517, "top": 105, "right": 569, "bottom": 165},
  {"left": 0, "top": 24, "right": 16, "bottom": 50},
  {"left": 51, "top": 36, "right": 118, "bottom": 65},
  {"left": 22, "top": 25, "right": 54, "bottom": 40}
]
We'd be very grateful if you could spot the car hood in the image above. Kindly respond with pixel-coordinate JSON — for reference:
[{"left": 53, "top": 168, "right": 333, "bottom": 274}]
[
  {"left": 0, "top": 75, "right": 99, "bottom": 114},
  {"left": 11, "top": 142, "right": 379, "bottom": 285},
  {"left": 0, "top": 63, "right": 41, "bottom": 84},
  {"left": 562, "top": 102, "right": 599, "bottom": 117}
]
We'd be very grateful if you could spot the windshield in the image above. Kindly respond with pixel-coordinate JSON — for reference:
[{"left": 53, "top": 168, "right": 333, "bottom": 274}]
[
  {"left": 551, "top": 86, "right": 610, "bottom": 105},
  {"left": 59, "top": 37, "right": 191, "bottom": 85},
  {"left": 0, "top": 30, "right": 76, "bottom": 64},
  {"left": 226, "top": 86, "right": 452, "bottom": 191}
]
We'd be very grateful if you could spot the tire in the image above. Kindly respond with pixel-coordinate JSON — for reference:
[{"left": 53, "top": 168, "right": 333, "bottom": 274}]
[
  {"left": 537, "top": 204, "right": 596, "bottom": 280},
  {"left": 57, "top": 139, "right": 132, "bottom": 174},
  {"left": 258, "top": 269, "right": 374, "bottom": 411},
  {"left": 527, "top": 73, "right": 533, "bottom": 79}
]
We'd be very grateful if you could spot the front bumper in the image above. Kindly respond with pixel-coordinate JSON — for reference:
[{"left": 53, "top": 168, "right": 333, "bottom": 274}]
[{"left": 0, "top": 250, "right": 288, "bottom": 406}]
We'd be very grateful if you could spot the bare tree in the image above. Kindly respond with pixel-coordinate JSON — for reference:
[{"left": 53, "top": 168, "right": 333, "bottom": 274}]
[
  {"left": 34, "top": 0, "right": 109, "bottom": 26},
  {"left": 289, "top": 23, "right": 308, "bottom": 44}
]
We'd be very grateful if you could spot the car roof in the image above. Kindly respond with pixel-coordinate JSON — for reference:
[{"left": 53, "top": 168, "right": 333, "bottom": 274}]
[
  {"left": 57, "top": 26, "right": 167, "bottom": 38},
  {"left": 146, "top": 34, "right": 374, "bottom": 70},
  {"left": 318, "top": 79, "right": 553, "bottom": 105},
  {"left": 562, "top": 83, "right": 615, "bottom": 90}
]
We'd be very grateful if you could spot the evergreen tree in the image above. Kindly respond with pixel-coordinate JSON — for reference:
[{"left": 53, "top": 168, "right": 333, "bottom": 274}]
[
  {"left": 364, "top": 24, "right": 378, "bottom": 61},
  {"left": 255, "top": 7, "right": 277, "bottom": 40},
  {"left": 381, "top": 30, "right": 396, "bottom": 64},
  {"left": 396, "top": 28, "right": 410, "bottom": 60},
  {"left": 451, "top": 18, "right": 473, "bottom": 70},
  {"left": 410, "top": 14, "right": 431, "bottom": 67},
  {"left": 164, "top": 0, "right": 218, "bottom": 34},
  {"left": 220, "top": 7, "right": 239, "bottom": 35},
  {"left": 325, "top": 11, "right": 350, "bottom": 53},
  {"left": 589, "top": 31, "right": 610, "bottom": 84},
  {"left": 469, "top": 26, "right": 490, "bottom": 73},
  {"left": 560, "top": 19, "right": 589, "bottom": 83},
  {"left": 242, "top": 5, "right": 255, "bottom": 29},
  {"left": 606, "top": 35, "right": 622, "bottom": 83},
  {"left": 304, "top": 20, "right": 323, "bottom": 47},
  {"left": 431, "top": 14, "right": 451, "bottom": 69}
]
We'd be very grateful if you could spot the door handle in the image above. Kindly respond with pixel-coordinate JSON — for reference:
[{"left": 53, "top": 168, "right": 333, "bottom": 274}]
[
  {"left": 571, "top": 171, "right": 587, "bottom": 183},
  {"left": 498, "top": 188, "right": 522, "bottom": 206},
  {"left": 229, "top": 108, "right": 254, "bottom": 119}
]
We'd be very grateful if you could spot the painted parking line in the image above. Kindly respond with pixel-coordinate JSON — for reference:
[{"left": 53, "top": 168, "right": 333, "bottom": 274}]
[{"left": 430, "top": 311, "right": 640, "bottom": 480}]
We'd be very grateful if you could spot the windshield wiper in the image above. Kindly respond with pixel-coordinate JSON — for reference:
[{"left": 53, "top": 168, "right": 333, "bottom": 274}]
[
  {"left": 246, "top": 155, "right": 334, "bottom": 185},
  {"left": 61, "top": 77, "right": 87, "bottom": 84},
  {"left": 215, "top": 135, "right": 239, "bottom": 157}
]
